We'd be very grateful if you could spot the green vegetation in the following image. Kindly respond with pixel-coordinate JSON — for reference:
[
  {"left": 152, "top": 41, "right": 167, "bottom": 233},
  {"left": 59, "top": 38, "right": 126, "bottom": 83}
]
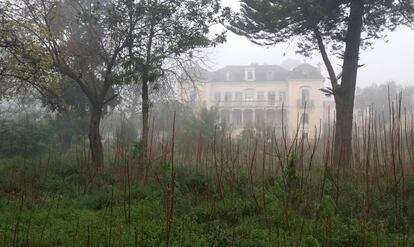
[
  {"left": 1, "top": 145, "right": 414, "bottom": 246},
  {"left": 1, "top": 0, "right": 413, "bottom": 245},
  {"left": 0, "top": 113, "right": 87, "bottom": 159}
]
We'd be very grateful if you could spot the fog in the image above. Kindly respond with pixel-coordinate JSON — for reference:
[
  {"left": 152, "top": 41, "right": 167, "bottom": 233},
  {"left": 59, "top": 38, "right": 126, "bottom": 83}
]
[
  {"left": 208, "top": 1, "right": 414, "bottom": 88},
  {"left": 2, "top": 0, "right": 414, "bottom": 245}
]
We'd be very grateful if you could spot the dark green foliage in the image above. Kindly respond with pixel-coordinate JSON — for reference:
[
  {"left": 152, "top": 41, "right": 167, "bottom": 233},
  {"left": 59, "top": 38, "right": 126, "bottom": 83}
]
[
  {"left": 130, "top": 140, "right": 145, "bottom": 160},
  {"left": 228, "top": 0, "right": 414, "bottom": 56},
  {"left": 178, "top": 107, "right": 223, "bottom": 145},
  {"left": 302, "top": 235, "right": 321, "bottom": 247},
  {"left": 0, "top": 114, "right": 87, "bottom": 158},
  {"left": 0, "top": 115, "right": 53, "bottom": 158}
]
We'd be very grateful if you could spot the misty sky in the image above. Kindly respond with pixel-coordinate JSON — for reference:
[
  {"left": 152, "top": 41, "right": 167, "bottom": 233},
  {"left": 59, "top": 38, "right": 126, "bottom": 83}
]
[{"left": 206, "top": 1, "right": 414, "bottom": 88}]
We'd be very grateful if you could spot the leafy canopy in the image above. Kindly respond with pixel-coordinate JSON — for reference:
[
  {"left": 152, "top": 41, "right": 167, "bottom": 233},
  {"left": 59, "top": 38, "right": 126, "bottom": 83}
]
[
  {"left": 123, "top": 0, "right": 226, "bottom": 85},
  {"left": 229, "top": 0, "right": 414, "bottom": 56}
]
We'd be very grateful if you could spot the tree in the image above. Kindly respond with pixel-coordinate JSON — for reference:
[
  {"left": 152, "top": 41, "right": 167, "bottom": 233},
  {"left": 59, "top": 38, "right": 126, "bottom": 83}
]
[
  {"left": 1, "top": 0, "right": 137, "bottom": 170},
  {"left": 227, "top": 0, "right": 414, "bottom": 167},
  {"left": 124, "top": 0, "right": 226, "bottom": 156},
  {"left": 355, "top": 81, "right": 414, "bottom": 118}
]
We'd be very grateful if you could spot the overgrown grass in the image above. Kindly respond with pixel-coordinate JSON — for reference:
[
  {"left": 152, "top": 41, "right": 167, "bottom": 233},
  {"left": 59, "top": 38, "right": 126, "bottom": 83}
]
[
  {"left": 2, "top": 98, "right": 414, "bottom": 246},
  {"left": 0, "top": 155, "right": 414, "bottom": 247}
]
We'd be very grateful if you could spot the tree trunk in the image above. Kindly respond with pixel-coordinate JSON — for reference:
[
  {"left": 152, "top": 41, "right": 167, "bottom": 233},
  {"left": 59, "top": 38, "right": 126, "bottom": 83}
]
[
  {"left": 89, "top": 106, "right": 104, "bottom": 170},
  {"left": 141, "top": 79, "right": 150, "bottom": 154},
  {"left": 333, "top": 94, "right": 355, "bottom": 168},
  {"left": 333, "top": 0, "right": 364, "bottom": 168}
]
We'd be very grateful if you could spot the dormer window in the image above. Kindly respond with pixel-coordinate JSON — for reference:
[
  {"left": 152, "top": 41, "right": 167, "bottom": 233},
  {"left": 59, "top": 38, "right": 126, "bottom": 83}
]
[
  {"left": 266, "top": 70, "right": 274, "bottom": 80},
  {"left": 226, "top": 71, "right": 231, "bottom": 81},
  {"left": 245, "top": 68, "right": 255, "bottom": 81}
]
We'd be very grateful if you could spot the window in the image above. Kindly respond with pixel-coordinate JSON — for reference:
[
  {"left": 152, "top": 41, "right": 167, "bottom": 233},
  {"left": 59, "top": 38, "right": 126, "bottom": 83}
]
[
  {"left": 235, "top": 92, "right": 243, "bottom": 102},
  {"left": 221, "top": 110, "right": 230, "bottom": 123},
  {"left": 245, "top": 89, "right": 255, "bottom": 102},
  {"left": 266, "top": 109, "right": 277, "bottom": 125},
  {"left": 245, "top": 68, "right": 255, "bottom": 81},
  {"left": 233, "top": 110, "right": 242, "bottom": 127},
  {"left": 244, "top": 109, "right": 253, "bottom": 125},
  {"left": 279, "top": 92, "right": 286, "bottom": 103},
  {"left": 266, "top": 70, "right": 274, "bottom": 80},
  {"left": 301, "top": 88, "right": 310, "bottom": 103},
  {"left": 276, "top": 109, "right": 287, "bottom": 126},
  {"left": 256, "top": 109, "right": 265, "bottom": 124},
  {"left": 214, "top": 92, "right": 221, "bottom": 102},
  {"left": 226, "top": 71, "right": 231, "bottom": 81},
  {"left": 224, "top": 92, "right": 232, "bottom": 103},
  {"left": 301, "top": 113, "right": 309, "bottom": 124},
  {"left": 257, "top": 92, "right": 265, "bottom": 104},
  {"left": 268, "top": 91, "right": 276, "bottom": 105}
]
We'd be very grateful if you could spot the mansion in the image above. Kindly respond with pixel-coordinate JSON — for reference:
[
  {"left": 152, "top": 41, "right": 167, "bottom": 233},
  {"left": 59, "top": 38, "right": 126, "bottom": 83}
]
[{"left": 181, "top": 63, "right": 328, "bottom": 138}]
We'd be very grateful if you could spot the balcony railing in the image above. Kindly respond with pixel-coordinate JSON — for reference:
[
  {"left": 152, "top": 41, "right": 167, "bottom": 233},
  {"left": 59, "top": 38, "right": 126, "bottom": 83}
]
[
  {"left": 297, "top": 99, "right": 314, "bottom": 109},
  {"left": 212, "top": 100, "right": 287, "bottom": 108}
]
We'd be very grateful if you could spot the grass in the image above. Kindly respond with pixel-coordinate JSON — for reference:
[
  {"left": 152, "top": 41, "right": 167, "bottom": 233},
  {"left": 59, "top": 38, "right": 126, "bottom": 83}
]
[
  {"left": 0, "top": 155, "right": 414, "bottom": 247},
  {"left": 1, "top": 100, "right": 414, "bottom": 246}
]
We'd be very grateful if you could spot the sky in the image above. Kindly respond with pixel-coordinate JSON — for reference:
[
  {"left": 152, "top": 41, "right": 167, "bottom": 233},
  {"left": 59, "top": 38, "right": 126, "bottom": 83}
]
[{"left": 205, "top": 1, "right": 414, "bottom": 88}]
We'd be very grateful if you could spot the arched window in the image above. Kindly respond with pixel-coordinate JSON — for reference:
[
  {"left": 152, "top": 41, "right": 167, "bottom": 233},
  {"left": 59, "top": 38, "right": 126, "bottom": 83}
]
[{"left": 301, "top": 88, "right": 310, "bottom": 103}]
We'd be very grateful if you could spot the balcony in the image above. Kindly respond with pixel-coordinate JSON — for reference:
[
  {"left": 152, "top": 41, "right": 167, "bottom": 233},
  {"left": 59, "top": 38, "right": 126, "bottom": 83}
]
[
  {"left": 297, "top": 99, "right": 314, "bottom": 109},
  {"left": 212, "top": 100, "right": 287, "bottom": 109}
]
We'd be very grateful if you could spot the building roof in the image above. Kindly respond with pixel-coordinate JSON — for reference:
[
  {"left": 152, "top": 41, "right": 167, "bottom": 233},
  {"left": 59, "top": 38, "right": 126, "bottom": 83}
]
[
  {"left": 290, "top": 63, "right": 324, "bottom": 80},
  {"left": 203, "top": 63, "right": 324, "bottom": 82}
]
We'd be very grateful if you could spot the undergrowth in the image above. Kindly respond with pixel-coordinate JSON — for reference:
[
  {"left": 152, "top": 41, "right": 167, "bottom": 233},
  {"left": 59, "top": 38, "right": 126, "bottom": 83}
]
[{"left": 0, "top": 156, "right": 413, "bottom": 247}]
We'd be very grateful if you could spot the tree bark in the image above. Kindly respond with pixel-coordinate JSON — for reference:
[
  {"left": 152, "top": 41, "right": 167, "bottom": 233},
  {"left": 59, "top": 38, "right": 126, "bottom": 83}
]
[
  {"left": 141, "top": 79, "right": 150, "bottom": 154},
  {"left": 333, "top": 0, "right": 364, "bottom": 168},
  {"left": 89, "top": 106, "right": 104, "bottom": 170},
  {"left": 333, "top": 94, "right": 355, "bottom": 168}
]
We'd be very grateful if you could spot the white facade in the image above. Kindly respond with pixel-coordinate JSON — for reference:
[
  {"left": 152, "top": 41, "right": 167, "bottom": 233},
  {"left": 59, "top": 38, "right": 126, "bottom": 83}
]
[{"left": 182, "top": 63, "right": 326, "bottom": 138}]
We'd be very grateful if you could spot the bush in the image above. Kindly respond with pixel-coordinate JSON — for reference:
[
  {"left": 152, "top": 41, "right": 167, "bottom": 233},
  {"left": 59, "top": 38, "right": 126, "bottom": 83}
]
[{"left": 0, "top": 116, "right": 54, "bottom": 158}]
